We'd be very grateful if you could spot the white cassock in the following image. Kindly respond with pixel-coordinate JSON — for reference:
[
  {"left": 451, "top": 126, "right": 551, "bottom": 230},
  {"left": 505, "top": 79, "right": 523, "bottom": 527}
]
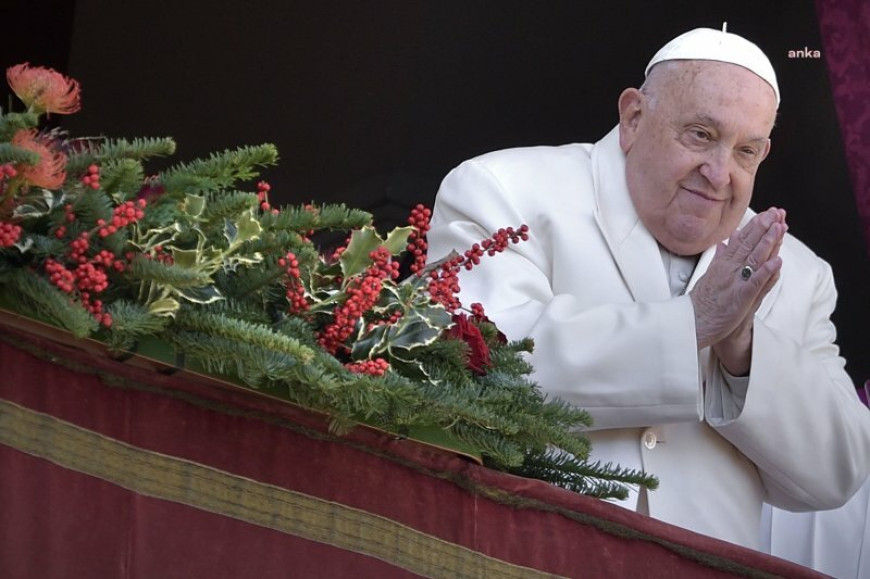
[{"left": 427, "top": 126, "right": 870, "bottom": 549}]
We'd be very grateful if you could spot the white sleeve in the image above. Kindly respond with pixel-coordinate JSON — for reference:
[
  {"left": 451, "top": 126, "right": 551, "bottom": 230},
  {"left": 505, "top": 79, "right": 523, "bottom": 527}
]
[
  {"left": 428, "top": 158, "right": 703, "bottom": 429},
  {"left": 708, "top": 259, "right": 870, "bottom": 510}
]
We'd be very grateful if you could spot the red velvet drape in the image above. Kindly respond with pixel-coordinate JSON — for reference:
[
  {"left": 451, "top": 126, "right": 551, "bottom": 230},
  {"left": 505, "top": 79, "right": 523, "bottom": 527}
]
[
  {"left": 815, "top": 0, "right": 870, "bottom": 254},
  {"left": 0, "top": 313, "right": 823, "bottom": 578}
]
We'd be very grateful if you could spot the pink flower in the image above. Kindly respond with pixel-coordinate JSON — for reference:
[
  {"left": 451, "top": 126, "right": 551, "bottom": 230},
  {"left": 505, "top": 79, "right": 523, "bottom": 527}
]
[
  {"left": 11, "top": 129, "right": 67, "bottom": 189},
  {"left": 6, "top": 63, "right": 81, "bottom": 115}
]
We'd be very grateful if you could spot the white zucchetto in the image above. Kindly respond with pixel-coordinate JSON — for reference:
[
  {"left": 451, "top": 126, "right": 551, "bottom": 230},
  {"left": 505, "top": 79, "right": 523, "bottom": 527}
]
[{"left": 645, "top": 26, "right": 780, "bottom": 107}]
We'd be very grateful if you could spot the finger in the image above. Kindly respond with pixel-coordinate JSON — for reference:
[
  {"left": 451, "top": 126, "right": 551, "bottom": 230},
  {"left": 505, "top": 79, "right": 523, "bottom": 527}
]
[
  {"left": 745, "top": 222, "right": 786, "bottom": 269},
  {"left": 741, "top": 255, "right": 782, "bottom": 304},
  {"left": 727, "top": 208, "right": 780, "bottom": 260}
]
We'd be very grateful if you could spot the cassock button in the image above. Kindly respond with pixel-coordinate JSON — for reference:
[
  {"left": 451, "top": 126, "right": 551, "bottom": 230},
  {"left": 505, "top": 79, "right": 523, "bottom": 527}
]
[{"left": 642, "top": 429, "right": 657, "bottom": 450}]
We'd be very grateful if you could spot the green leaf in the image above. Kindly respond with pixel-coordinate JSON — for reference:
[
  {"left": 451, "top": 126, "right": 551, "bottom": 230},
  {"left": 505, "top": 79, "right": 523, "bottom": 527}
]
[
  {"left": 12, "top": 237, "right": 33, "bottom": 253},
  {"left": 148, "top": 297, "right": 180, "bottom": 316},
  {"left": 385, "top": 316, "right": 443, "bottom": 351},
  {"left": 13, "top": 188, "right": 67, "bottom": 219},
  {"left": 172, "top": 284, "right": 224, "bottom": 304},
  {"left": 340, "top": 226, "right": 381, "bottom": 279},
  {"left": 382, "top": 226, "right": 413, "bottom": 255},
  {"left": 171, "top": 248, "right": 199, "bottom": 268},
  {"left": 184, "top": 194, "right": 206, "bottom": 217},
  {"left": 351, "top": 324, "right": 389, "bottom": 359},
  {"left": 225, "top": 209, "right": 262, "bottom": 247}
]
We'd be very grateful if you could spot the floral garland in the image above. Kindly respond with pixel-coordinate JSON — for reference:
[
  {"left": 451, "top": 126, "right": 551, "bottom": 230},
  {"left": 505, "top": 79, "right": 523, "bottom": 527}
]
[{"left": 0, "top": 63, "right": 657, "bottom": 498}]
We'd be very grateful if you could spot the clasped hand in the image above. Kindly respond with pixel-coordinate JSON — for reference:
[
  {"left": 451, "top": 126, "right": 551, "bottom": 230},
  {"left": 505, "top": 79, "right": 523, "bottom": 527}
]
[{"left": 690, "top": 207, "right": 787, "bottom": 376}]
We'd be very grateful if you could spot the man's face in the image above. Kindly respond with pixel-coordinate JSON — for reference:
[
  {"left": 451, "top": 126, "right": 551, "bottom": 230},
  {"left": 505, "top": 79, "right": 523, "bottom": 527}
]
[{"left": 618, "top": 61, "right": 778, "bottom": 256}]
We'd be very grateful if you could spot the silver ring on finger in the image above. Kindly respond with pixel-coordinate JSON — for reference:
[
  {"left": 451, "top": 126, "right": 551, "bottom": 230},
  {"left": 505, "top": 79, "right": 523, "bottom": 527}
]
[{"left": 740, "top": 265, "right": 754, "bottom": 281}]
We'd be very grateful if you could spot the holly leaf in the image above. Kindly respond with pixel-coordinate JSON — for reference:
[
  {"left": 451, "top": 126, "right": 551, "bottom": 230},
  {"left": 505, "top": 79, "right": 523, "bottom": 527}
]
[
  {"left": 148, "top": 297, "right": 180, "bottom": 316},
  {"left": 13, "top": 188, "right": 66, "bottom": 219},
  {"left": 225, "top": 209, "right": 262, "bottom": 246},
  {"left": 172, "top": 284, "right": 224, "bottom": 304},
  {"left": 183, "top": 194, "right": 206, "bottom": 218},
  {"left": 340, "top": 226, "right": 381, "bottom": 279},
  {"left": 171, "top": 248, "right": 199, "bottom": 268},
  {"left": 351, "top": 324, "right": 389, "bottom": 359},
  {"left": 382, "top": 226, "right": 413, "bottom": 255}
]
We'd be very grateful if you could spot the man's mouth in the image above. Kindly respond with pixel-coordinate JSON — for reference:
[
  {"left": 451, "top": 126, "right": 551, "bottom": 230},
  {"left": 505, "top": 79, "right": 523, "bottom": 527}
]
[{"left": 681, "top": 186, "right": 724, "bottom": 203}]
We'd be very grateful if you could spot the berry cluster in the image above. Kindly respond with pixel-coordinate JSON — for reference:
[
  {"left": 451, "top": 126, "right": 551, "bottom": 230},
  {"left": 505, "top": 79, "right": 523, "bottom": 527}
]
[
  {"left": 427, "top": 224, "right": 529, "bottom": 311},
  {"left": 44, "top": 198, "right": 150, "bottom": 327},
  {"left": 278, "top": 251, "right": 309, "bottom": 313},
  {"left": 345, "top": 358, "right": 390, "bottom": 376},
  {"left": 44, "top": 257, "right": 113, "bottom": 327},
  {"left": 93, "top": 249, "right": 127, "bottom": 272},
  {"left": 365, "top": 308, "right": 403, "bottom": 334},
  {"left": 0, "top": 164, "right": 18, "bottom": 205},
  {"left": 53, "top": 204, "right": 77, "bottom": 239},
  {"left": 0, "top": 221, "right": 22, "bottom": 248},
  {"left": 317, "top": 247, "right": 397, "bottom": 355},
  {"left": 406, "top": 204, "right": 431, "bottom": 274},
  {"left": 256, "top": 180, "right": 279, "bottom": 215},
  {"left": 97, "top": 199, "right": 146, "bottom": 238},
  {"left": 470, "top": 302, "right": 487, "bottom": 321},
  {"left": 69, "top": 231, "right": 90, "bottom": 262},
  {"left": 81, "top": 164, "right": 100, "bottom": 190}
]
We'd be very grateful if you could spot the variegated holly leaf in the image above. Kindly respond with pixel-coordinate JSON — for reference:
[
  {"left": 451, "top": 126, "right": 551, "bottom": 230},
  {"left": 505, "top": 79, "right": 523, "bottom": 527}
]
[
  {"left": 340, "top": 226, "right": 381, "bottom": 280},
  {"left": 13, "top": 188, "right": 66, "bottom": 219},
  {"left": 382, "top": 226, "right": 413, "bottom": 255},
  {"left": 183, "top": 194, "right": 206, "bottom": 218},
  {"left": 148, "top": 297, "right": 181, "bottom": 316},
  {"left": 171, "top": 248, "right": 199, "bottom": 268},
  {"left": 172, "top": 284, "right": 223, "bottom": 304},
  {"left": 224, "top": 209, "right": 262, "bottom": 247}
]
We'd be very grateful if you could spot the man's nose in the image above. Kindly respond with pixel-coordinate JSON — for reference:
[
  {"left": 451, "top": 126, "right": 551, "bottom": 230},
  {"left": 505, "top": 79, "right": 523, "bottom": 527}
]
[{"left": 699, "top": 147, "right": 732, "bottom": 189}]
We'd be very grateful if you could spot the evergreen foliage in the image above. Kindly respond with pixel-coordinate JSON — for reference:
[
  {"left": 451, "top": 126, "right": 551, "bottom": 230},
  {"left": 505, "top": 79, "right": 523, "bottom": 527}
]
[{"left": 0, "top": 62, "right": 659, "bottom": 500}]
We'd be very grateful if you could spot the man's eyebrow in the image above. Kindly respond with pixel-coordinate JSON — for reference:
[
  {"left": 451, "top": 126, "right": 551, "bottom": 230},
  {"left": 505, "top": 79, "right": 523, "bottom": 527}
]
[{"left": 687, "top": 115, "right": 770, "bottom": 143}]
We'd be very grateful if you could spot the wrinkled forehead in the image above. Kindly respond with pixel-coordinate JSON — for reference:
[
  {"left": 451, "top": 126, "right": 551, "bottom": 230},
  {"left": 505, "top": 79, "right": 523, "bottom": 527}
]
[{"left": 648, "top": 60, "right": 778, "bottom": 129}]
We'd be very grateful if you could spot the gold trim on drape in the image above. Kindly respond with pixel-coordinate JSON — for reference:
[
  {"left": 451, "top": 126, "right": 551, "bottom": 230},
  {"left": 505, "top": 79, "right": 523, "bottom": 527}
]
[{"left": 0, "top": 399, "right": 564, "bottom": 579}]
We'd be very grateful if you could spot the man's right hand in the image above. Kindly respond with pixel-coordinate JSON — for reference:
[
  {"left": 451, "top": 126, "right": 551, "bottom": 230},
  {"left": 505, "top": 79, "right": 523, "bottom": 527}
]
[{"left": 689, "top": 207, "right": 787, "bottom": 374}]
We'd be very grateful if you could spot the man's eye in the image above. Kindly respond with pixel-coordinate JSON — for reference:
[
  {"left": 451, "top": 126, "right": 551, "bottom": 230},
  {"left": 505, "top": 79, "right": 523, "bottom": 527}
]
[
  {"left": 690, "top": 129, "right": 710, "bottom": 141},
  {"left": 739, "top": 147, "right": 759, "bottom": 157}
]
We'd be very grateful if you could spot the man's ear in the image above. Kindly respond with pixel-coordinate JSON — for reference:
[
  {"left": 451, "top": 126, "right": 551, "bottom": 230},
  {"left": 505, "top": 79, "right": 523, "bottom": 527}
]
[
  {"left": 617, "top": 88, "right": 644, "bottom": 153},
  {"left": 759, "top": 139, "right": 772, "bottom": 164}
]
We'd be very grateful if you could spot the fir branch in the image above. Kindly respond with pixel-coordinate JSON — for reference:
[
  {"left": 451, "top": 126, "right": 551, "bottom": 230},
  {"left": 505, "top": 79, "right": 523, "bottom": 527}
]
[
  {"left": 72, "top": 187, "right": 114, "bottom": 228},
  {"left": 0, "top": 141, "right": 39, "bottom": 165},
  {"left": 201, "top": 190, "right": 259, "bottom": 224},
  {"left": 261, "top": 203, "right": 373, "bottom": 232},
  {"left": 273, "top": 315, "right": 319, "bottom": 346},
  {"left": 166, "top": 330, "right": 304, "bottom": 388},
  {"left": 196, "top": 298, "right": 274, "bottom": 328},
  {"left": 65, "top": 136, "right": 176, "bottom": 175},
  {"left": 159, "top": 144, "right": 279, "bottom": 195},
  {"left": 99, "top": 158, "right": 145, "bottom": 199},
  {"left": 216, "top": 262, "right": 285, "bottom": 302},
  {"left": 0, "top": 111, "right": 40, "bottom": 141},
  {"left": 172, "top": 308, "right": 315, "bottom": 366},
  {"left": 104, "top": 299, "right": 171, "bottom": 351},
  {"left": 507, "top": 449, "right": 658, "bottom": 500},
  {"left": 2, "top": 268, "right": 98, "bottom": 337},
  {"left": 450, "top": 421, "right": 526, "bottom": 467},
  {"left": 126, "top": 257, "right": 216, "bottom": 288},
  {"left": 243, "top": 231, "right": 318, "bottom": 264}
]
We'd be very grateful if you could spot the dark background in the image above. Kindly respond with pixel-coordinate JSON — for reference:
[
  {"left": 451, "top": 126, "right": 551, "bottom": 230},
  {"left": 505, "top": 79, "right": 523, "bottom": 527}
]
[{"left": 3, "top": 1, "right": 868, "bottom": 385}]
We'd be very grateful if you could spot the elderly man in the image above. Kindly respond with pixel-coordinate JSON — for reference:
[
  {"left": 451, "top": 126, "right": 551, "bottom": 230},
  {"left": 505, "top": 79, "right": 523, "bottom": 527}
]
[{"left": 427, "top": 27, "right": 870, "bottom": 549}]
